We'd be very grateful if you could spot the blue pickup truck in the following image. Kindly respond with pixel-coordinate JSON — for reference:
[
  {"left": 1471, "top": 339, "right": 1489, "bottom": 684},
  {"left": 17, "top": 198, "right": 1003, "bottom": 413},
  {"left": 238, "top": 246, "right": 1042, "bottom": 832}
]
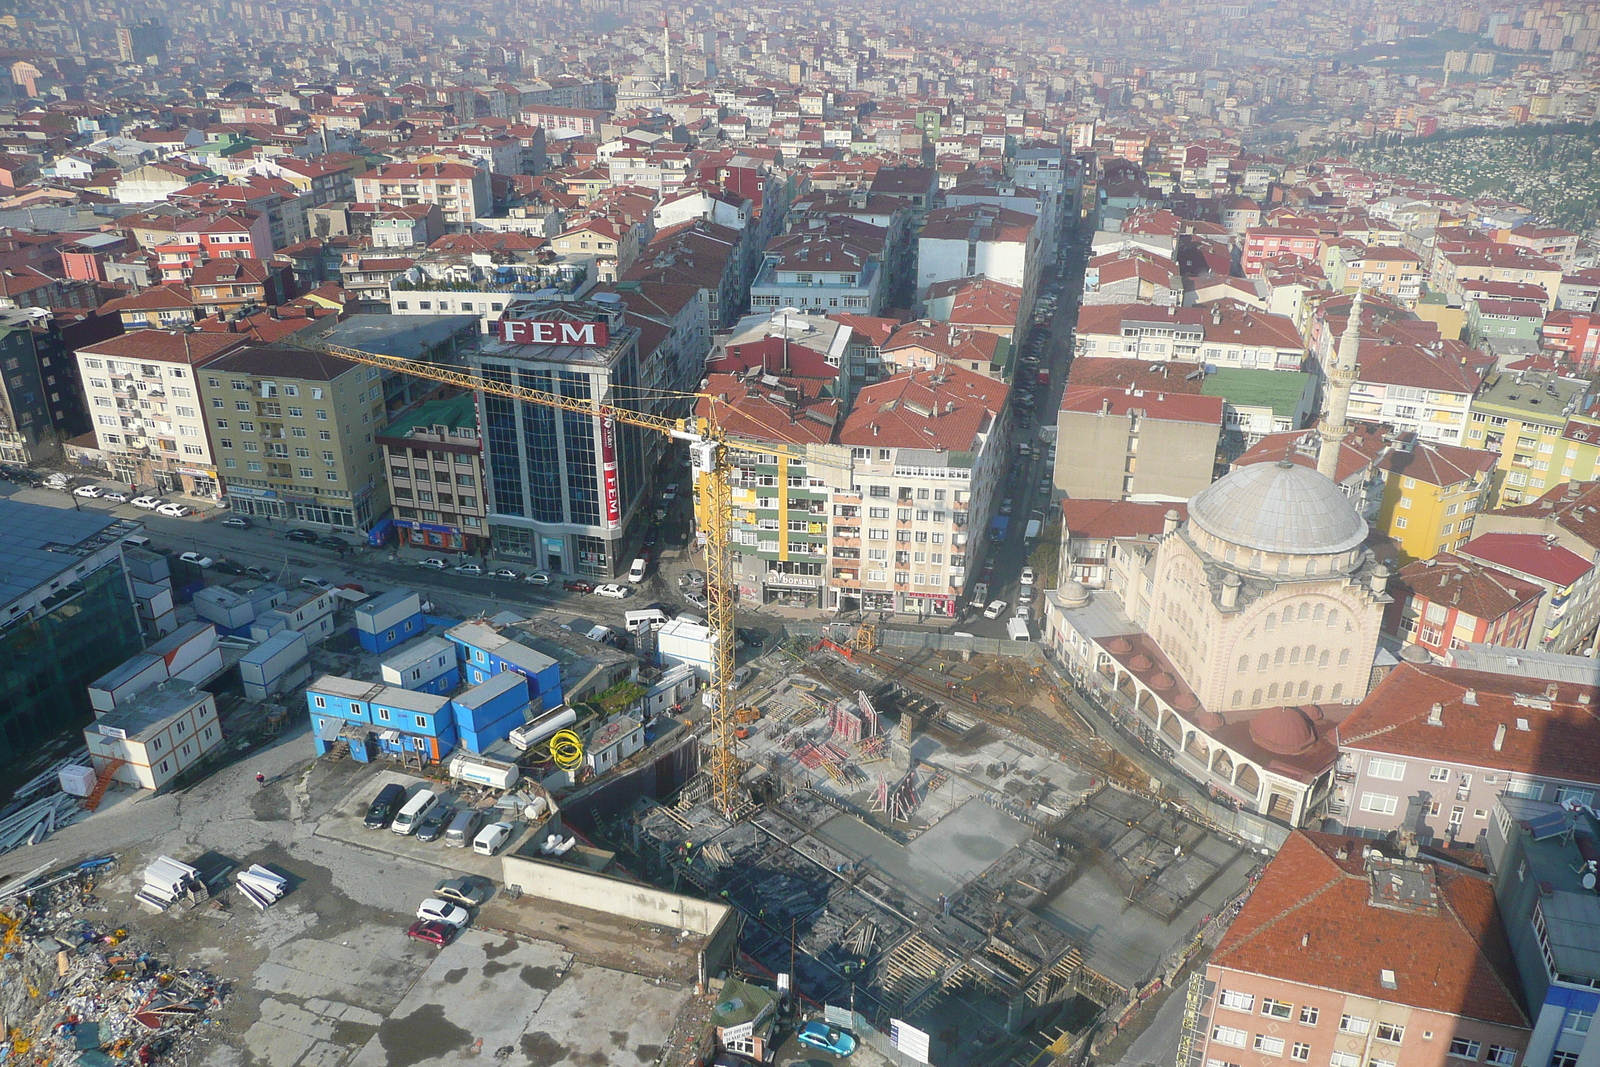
[{"left": 989, "top": 515, "right": 1010, "bottom": 543}]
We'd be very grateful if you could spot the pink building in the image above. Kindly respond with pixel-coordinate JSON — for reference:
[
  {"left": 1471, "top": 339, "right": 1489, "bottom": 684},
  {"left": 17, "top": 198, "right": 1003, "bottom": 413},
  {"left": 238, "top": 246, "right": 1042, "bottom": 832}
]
[{"left": 1189, "top": 831, "right": 1529, "bottom": 1067}]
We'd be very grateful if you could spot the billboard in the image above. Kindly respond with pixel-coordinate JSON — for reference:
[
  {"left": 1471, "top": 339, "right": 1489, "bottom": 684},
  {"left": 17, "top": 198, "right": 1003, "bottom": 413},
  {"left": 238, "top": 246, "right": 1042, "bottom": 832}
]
[
  {"left": 499, "top": 317, "right": 610, "bottom": 347},
  {"left": 599, "top": 413, "right": 620, "bottom": 529}
]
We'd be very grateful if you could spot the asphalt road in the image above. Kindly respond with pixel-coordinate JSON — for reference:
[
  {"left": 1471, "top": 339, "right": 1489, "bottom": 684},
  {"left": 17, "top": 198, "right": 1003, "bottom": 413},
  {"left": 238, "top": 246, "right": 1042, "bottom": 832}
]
[{"left": 957, "top": 227, "right": 1091, "bottom": 638}]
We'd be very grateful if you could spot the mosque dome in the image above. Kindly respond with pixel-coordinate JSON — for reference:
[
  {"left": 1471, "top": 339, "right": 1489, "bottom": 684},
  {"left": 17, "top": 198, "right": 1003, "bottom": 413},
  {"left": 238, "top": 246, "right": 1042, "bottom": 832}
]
[
  {"left": 1189, "top": 460, "right": 1367, "bottom": 557},
  {"left": 1248, "top": 706, "right": 1318, "bottom": 755}
]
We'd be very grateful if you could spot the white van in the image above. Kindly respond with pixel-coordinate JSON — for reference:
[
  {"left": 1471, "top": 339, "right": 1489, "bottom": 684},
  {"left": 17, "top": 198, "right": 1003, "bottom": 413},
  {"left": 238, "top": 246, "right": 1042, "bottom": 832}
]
[
  {"left": 1006, "top": 617, "right": 1032, "bottom": 642},
  {"left": 390, "top": 788, "right": 439, "bottom": 835},
  {"left": 627, "top": 557, "right": 648, "bottom": 583},
  {"left": 624, "top": 608, "right": 670, "bottom": 634},
  {"left": 121, "top": 535, "right": 152, "bottom": 549},
  {"left": 473, "top": 820, "right": 513, "bottom": 855}
]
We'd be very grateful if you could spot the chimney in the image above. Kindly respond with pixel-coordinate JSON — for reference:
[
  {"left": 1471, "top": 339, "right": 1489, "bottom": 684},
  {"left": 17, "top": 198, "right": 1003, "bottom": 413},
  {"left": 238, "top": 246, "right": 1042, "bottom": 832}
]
[
  {"left": 1428, "top": 702, "right": 1444, "bottom": 726},
  {"left": 1463, "top": 688, "right": 1477, "bottom": 705},
  {"left": 1163, "top": 508, "right": 1180, "bottom": 535},
  {"left": 1494, "top": 723, "right": 1506, "bottom": 751},
  {"left": 1546, "top": 682, "right": 1559, "bottom": 699}
]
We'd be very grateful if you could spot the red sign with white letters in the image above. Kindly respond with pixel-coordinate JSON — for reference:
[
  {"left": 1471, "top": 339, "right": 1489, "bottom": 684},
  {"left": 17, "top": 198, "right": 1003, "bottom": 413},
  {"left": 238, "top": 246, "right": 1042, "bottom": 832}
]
[{"left": 499, "top": 318, "right": 610, "bottom": 347}]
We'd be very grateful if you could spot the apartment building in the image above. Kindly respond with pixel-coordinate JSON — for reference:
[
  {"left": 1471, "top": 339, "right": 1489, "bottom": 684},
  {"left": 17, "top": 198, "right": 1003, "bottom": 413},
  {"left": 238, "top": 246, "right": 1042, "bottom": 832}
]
[
  {"left": 196, "top": 346, "right": 390, "bottom": 533},
  {"left": 1456, "top": 533, "right": 1600, "bottom": 656},
  {"left": 750, "top": 227, "right": 886, "bottom": 316},
  {"left": 1054, "top": 386, "right": 1223, "bottom": 501},
  {"left": 470, "top": 300, "right": 646, "bottom": 577},
  {"left": 354, "top": 162, "right": 493, "bottom": 232},
  {"left": 1485, "top": 796, "right": 1600, "bottom": 1067},
  {"left": 150, "top": 212, "right": 274, "bottom": 283},
  {"left": 1186, "top": 832, "right": 1528, "bottom": 1067},
  {"left": 1335, "top": 659, "right": 1600, "bottom": 844},
  {"left": 1373, "top": 440, "right": 1497, "bottom": 561},
  {"left": 917, "top": 203, "right": 1041, "bottom": 313},
  {"left": 1467, "top": 370, "right": 1594, "bottom": 506},
  {"left": 1384, "top": 553, "right": 1542, "bottom": 656},
  {"left": 1433, "top": 246, "right": 1563, "bottom": 309},
  {"left": 376, "top": 393, "right": 489, "bottom": 555},
  {"left": 1346, "top": 344, "right": 1481, "bottom": 446},
  {"left": 1073, "top": 303, "right": 1307, "bottom": 373},
  {"left": 75, "top": 330, "right": 247, "bottom": 499},
  {"left": 696, "top": 371, "right": 843, "bottom": 609},
  {"left": 834, "top": 365, "right": 1007, "bottom": 617},
  {"left": 1240, "top": 226, "right": 1321, "bottom": 276},
  {"left": 1341, "top": 246, "right": 1425, "bottom": 303}
]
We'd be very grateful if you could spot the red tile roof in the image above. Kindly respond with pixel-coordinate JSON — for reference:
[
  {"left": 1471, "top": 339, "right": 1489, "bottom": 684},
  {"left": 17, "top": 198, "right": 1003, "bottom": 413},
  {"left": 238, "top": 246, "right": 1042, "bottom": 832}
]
[
  {"left": 1058, "top": 385, "right": 1224, "bottom": 424},
  {"left": 1377, "top": 441, "right": 1497, "bottom": 487},
  {"left": 1061, "top": 498, "right": 1186, "bottom": 539},
  {"left": 839, "top": 365, "right": 1005, "bottom": 451},
  {"left": 77, "top": 329, "right": 246, "bottom": 365},
  {"left": 1458, "top": 532, "right": 1593, "bottom": 586},
  {"left": 1211, "top": 831, "right": 1528, "bottom": 1029},
  {"left": 1393, "top": 553, "right": 1544, "bottom": 621},
  {"left": 1340, "top": 660, "right": 1600, "bottom": 789}
]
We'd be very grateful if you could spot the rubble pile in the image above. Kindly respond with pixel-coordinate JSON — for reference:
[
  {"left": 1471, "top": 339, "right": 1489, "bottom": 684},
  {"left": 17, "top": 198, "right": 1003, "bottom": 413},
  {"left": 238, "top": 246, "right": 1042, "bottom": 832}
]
[{"left": 0, "top": 859, "right": 229, "bottom": 1065}]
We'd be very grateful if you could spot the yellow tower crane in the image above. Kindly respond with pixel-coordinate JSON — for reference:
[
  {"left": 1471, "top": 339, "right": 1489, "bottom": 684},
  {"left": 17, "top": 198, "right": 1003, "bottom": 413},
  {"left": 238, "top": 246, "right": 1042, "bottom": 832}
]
[{"left": 307, "top": 340, "right": 748, "bottom": 814}]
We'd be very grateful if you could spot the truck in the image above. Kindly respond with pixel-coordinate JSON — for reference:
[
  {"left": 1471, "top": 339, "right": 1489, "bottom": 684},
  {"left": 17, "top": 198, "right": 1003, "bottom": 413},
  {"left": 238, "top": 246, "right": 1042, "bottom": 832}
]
[
  {"left": 1024, "top": 518, "right": 1043, "bottom": 542},
  {"left": 989, "top": 515, "right": 1010, "bottom": 543}
]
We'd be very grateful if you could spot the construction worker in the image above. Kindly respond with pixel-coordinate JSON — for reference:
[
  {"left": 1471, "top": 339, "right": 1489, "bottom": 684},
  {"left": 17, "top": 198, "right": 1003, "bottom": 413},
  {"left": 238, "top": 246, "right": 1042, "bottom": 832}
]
[{"left": 255, "top": 772, "right": 266, "bottom": 786}]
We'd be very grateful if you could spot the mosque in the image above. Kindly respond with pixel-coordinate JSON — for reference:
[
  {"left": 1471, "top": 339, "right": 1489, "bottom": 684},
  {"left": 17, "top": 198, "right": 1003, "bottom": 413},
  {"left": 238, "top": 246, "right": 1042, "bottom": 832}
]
[{"left": 1044, "top": 295, "right": 1398, "bottom": 827}]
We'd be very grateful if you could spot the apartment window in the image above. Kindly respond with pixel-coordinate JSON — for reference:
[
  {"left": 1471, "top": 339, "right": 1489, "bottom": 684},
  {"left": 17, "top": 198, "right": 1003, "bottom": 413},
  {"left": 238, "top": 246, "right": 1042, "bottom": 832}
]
[
  {"left": 1358, "top": 794, "right": 1398, "bottom": 816},
  {"left": 1430, "top": 766, "right": 1451, "bottom": 781},
  {"left": 1367, "top": 758, "right": 1406, "bottom": 780},
  {"left": 1375, "top": 1023, "right": 1404, "bottom": 1043},
  {"left": 1262, "top": 1000, "right": 1292, "bottom": 1020},
  {"left": 1550, "top": 1054, "right": 1577, "bottom": 1067},
  {"left": 1255, "top": 1036, "right": 1285, "bottom": 1057},
  {"left": 1331, "top": 1055, "right": 1360, "bottom": 1067},
  {"left": 316, "top": 410, "right": 328, "bottom": 420},
  {"left": 219, "top": 438, "right": 233, "bottom": 450},
  {"left": 1292, "top": 1045, "right": 1311, "bottom": 1062},
  {"left": 1448, "top": 1039, "right": 1480, "bottom": 1060},
  {"left": 1339, "top": 1016, "right": 1371, "bottom": 1036},
  {"left": 1564, "top": 1010, "right": 1592, "bottom": 1034},
  {"left": 1484, "top": 1047, "right": 1515, "bottom": 1067},
  {"left": 288, "top": 406, "right": 303, "bottom": 417},
  {"left": 319, "top": 430, "right": 331, "bottom": 440},
  {"left": 1219, "top": 991, "right": 1255, "bottom": 1012},
  {"left": 247, "top": 461, "right": 261, "bottom": 471},
  {"left": 1212, "top": 1027, "right": 1248, "bottom": 1049},
  {"left": 1299, "top": 1007, "right": 1319, "bottom": 1026},
  {"left": 295, "top": 447, "right": 310, "bottom": 459}
]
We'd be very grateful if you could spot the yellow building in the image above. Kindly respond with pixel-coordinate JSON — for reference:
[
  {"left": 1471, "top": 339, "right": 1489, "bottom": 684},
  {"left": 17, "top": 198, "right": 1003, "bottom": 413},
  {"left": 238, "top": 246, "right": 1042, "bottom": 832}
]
[
  {"left": 1466, "top": 369, "right": 1594, "bottom": 505},
  {"left": 1374, "top": 440, "right": 1497, "bottom": 562}
]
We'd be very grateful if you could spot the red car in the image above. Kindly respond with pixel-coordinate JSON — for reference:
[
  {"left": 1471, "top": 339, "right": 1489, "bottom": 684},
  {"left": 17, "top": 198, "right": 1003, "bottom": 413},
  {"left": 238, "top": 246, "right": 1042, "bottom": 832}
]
[
  {"left": 563, "top": 579, "right": 594, "bottom": 594},
  {"left": 407, "top": 919, "right": 455, "bottom": 946}
]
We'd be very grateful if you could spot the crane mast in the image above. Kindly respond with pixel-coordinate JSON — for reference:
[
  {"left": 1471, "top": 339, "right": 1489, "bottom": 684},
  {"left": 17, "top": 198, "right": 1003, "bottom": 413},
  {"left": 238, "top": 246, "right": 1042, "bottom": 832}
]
[{"left": 309, "top": 341, "right": 744, "bottom": 813}]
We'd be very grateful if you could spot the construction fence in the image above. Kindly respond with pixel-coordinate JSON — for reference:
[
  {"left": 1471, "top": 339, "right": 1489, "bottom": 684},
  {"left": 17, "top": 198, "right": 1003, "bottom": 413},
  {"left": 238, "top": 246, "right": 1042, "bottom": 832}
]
[{"left": 779, "top": 622, "right": 1047, "bottom": 661}]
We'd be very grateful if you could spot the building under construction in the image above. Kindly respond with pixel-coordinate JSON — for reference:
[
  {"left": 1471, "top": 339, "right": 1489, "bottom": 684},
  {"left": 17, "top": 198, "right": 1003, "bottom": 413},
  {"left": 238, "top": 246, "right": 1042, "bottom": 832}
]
[{"left": 587, "top": 637, "right": 1259, "bottom": 1067}]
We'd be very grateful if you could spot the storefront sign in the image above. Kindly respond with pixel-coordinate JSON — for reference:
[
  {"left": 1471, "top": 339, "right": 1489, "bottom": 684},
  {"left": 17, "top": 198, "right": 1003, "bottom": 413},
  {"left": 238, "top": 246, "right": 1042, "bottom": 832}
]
[
  {"left": 397, "top": 520, "right": 460, "bottom": 535},
  {"left": 764, "top": 571, "right": 823, "bottom": 588},
  {"left": 499, "top": 317, "right": 610, "bottom": 347},
  {"left": 599, "top": 413, "right": 620, "bottom": 529},
  {"left": 224, "top": 486, "right": 277, "bottom": 499}
]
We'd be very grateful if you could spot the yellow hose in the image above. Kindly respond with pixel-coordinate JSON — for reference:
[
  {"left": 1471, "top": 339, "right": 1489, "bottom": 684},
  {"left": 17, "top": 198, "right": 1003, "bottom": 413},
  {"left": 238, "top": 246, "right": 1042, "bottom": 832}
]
[{"left": 549, "top": 730, "right": 584, "bottom": 771}]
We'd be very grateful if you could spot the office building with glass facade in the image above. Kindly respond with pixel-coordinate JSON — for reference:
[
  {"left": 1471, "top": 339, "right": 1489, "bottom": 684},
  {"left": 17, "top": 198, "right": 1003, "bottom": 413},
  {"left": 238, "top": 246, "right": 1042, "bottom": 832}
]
[
  {"left": 0, "top": 499, "right": 145, "bottom": 770},
  {"left": 471, "top": 299, "right": 646, "bottom": 578}
]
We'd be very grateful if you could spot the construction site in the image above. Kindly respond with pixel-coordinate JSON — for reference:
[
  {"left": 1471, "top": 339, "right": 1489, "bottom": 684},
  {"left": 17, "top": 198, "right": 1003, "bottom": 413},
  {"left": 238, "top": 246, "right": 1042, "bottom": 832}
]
[{"left": 584, "top": 629, "right": 1262, "bottom": 1067}]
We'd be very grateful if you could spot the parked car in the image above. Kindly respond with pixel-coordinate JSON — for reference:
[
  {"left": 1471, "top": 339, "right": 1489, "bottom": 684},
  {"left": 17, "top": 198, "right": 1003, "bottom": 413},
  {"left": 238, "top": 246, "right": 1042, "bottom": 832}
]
[
  {"left": 472, "top": 821, "right": 513, "bottom": 856},
  {"left": 179, "top": 552, "right": 214, "bottom": 568},
  {"left": 525, "top": 571, "right": 552, "bottom": 585},
  {"left": 1020, "top": 567, "right": 1036, "bottom": 586},
  {"left": 72, "top": 484, "right": 104, "bottom": 499},
  {"left": 660, "top": 483, "right": 680, "bottom": 503},
  {"left": 733, "top": 665, "right": 755, "bottom": 689},
  {"left": 796, "top": 1022, "right": 857, "bottom": 1057},
  {"left": 285, "top": 528, "right": 318, "bottom": 544},
  {"left": 414, "top": 804, "right": 454, "bottom": 843},
  {"left": 594, "top": 583, "right": 631, "bottom": 599},
  {"left": 433, "top": 877, "right": 489, "bottom": 907},
  {"left": 104, "top": 491, "right": 129, "bottom": 504},
  {"left": 736, "top": 626, "right": 765, "bottom": 648},
  {"left": 1019, "top": 586, "right": 1035, "bottom": 605},
  {"left": 684, "top": 591, "right": 708, "bottom": 611},
  {"left": 156, "top": 503, "right": 193, "bottom": 518},
  {"left": 455, "top": 562, "right": 484, "bottom": 576},
  {"left": 405, "top": 919, "right": 455, "bottom": 947},
  {"left": 999, "top": 498, "right": 1014, "bottom": 516},
  {"left": 972, "top": 582, "right": 989, "bottom": 603},
  {"left": 627, "top": 556, "right": 648, "bottom": 583},
  {"left": 300, "top": 576, "right": 333, "bottom": 591},
  {"left": 131, "top": 496, "right": 162, "bottom": 510},
  {"left": 983, "top": 599, "right": 1008, "bottom": 620},
  {"left": 563, "top": 579, "right": 594, "bottom": 594},
  {"left": 416, "top": 898, "right": 470, "bottom": 928},
  {"left": 363, "top": 783, "right": 407, "bottom": 829},
  {"left": 321, "top": 535, "right": 350, "bottom": 549},
  {"left": 220, "top": 516, "right": 251, "bottom": 528},
  {"left": 417, "top": 557, "right": 447, "bottom": 570},
  {"left": 489, "top": 568, "right": 520, "bottom": 580},
  {"left": 212, "top": 559, "right": 246, "bottom": 576},
  {"left": 678, "top": 569, "right": 706, "bottom": 590},
  {"left": 245, "top": 566, "right": 272, "bottom": 581}
]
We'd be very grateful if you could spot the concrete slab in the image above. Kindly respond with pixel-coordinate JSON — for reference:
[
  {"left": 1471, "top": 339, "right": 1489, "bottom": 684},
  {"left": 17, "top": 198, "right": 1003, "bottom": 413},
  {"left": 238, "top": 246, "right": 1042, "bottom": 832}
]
[
  {"left": 814, "top": 798, "right": 1032, "bottom": 900},
  {"left": 313, "top": 768, "right": 533, "bottom": 881},
  {"left": 348, "top": 928, "right": 688, "bottom": 1067}
]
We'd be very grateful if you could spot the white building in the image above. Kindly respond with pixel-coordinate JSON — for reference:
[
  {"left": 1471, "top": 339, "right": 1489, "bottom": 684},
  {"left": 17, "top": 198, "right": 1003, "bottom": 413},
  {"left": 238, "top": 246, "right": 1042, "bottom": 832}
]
[{"left": 85, "top": 680, "right": 224, "bottom": 792}]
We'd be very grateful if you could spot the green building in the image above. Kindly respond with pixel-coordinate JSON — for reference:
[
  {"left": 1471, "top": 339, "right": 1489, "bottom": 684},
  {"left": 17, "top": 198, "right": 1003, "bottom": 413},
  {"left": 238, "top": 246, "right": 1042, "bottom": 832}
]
[{"left": 0, "top": 500, "right": 145, "bottom": 772}]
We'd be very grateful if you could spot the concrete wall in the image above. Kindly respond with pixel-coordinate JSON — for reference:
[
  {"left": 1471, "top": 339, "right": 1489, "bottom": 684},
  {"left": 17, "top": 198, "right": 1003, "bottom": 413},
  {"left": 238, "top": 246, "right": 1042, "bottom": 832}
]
[{"left": 501, "top": 854, "right": 732, "bottom": 936}]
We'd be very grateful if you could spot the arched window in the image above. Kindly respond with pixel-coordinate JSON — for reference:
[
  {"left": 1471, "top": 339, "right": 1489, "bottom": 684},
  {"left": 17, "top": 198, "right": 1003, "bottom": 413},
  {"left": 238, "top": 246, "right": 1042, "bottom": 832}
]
[
  {"left": 1298, "top": 680, "right": 1309, "bottom": 697},
  {"left": 1332, "top": 683, "right": 1344, "bottom": 701},
  {"left": 1252, "top": 688, "right": 1263, "bottom": 705},
  {"left": 1314, "top": 604, "right": 1326, "bottom": 622},
  {"left": 1318, "top": 650, "right": 1330, "bottom": 667},
  {"left": 1278, "top": 558, "right": 1290, "bottom": 575},
  {"left": 1238, "top": 654, "right": 1250, "bottom": 673},
  {"left": 1264, "top": 612, "right": 1276, "bottom": 630},
  {"left": 1299, "top": 603, "right": 1311, "bottom": 621},
  {"left": 1339, "top": 648, "right": 1351, "bottom": 667},
  {"left": 1232, "top": 689, "right": 1244, "bottom": 707},
  {"left": 1274, "top": 647, "right": 1286, "bottom": 665},
  {"left": 1312, "top": 684, "right": 1324, "bottom": 701},
  {"left": 1289, "top": 647, "right": 1301, "bottom": 664},
  {"left": 1258, "top": 653, "right": 1270, "bottom": 671},
  {"left": 1328, "top": 609, "right": 1339, "bottom": 627},
  {"left": 1268, "top": 682, "right": 1279, "bottom": 700},
  {"left": 1307, "top": 559, "right": 1319, "bottom": 576}
]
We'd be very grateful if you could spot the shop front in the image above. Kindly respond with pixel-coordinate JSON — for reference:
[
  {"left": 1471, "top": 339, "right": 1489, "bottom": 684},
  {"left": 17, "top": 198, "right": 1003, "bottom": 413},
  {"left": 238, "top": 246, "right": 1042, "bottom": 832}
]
[
  {"left": 395, "top": 518, "right": 482, "bottom": 554},
  {"left": 762, "top": 569, "right": 825, "bottom": 608},
  {"left": 902, "top": 591, "right": 956, "bottom": 618}
]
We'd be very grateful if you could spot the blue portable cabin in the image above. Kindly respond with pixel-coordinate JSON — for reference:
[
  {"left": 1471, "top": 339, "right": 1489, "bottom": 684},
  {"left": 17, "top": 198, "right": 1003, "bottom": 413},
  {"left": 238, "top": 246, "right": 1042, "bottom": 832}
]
[
  {"left": 445, "top": 620, "right": 563, "bottom": 710},
  {"left": 450, "top": 670, "right": 531, "bottom": 754},
  {"left": 379, "top": 635, "right": 460, "bottom": 695},
  {"left": 354, "top": 588, "right": 426, "bottom": 654}
]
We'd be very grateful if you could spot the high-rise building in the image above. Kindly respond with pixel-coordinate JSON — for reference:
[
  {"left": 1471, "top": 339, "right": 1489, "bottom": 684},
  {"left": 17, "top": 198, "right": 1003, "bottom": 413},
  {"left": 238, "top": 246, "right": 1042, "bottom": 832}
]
[
  {"left": 470, "top": 299, "right": 647, "bottom": 577},
  {"left": 0, "top": 500, "right": 146, "bottom": 770},
  {"left": 115, "top": 18, "right": 166, "bottom": 63}
]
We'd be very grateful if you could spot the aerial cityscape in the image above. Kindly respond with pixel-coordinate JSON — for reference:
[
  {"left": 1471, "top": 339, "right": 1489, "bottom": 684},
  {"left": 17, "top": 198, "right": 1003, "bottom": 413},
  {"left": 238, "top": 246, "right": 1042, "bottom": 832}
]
[{"left": 0, "top": 0, "right": 1598, "bottom": 1065}]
